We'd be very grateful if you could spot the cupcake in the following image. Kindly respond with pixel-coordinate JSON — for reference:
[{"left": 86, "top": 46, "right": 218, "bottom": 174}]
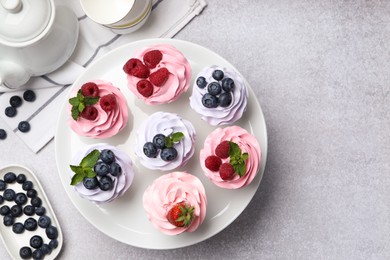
[
  {"left": 123, "top": 44, "right": 192, "bottom": 105},
  {"left": 189, "top": 65, "right": 248, "bottom": 126},
  {"left": 200, "top": 126, "right": 261, "bottom": 189},
  {"left": 135, "top": 112, "right": 196, "bottom": 171},
  {"left": 69, "top": 143, "right": 135, "bottom": 204},
  {"left": 143, "top": 171, "right": 207, "bottom": 235},
  {"left": 67, "top": 80, "right": 128, "bottom": 138}
]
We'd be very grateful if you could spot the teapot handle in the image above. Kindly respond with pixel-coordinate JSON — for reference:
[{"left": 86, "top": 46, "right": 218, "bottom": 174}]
[{"left": 0, "top": 61, "right": 30, "bottom": 90}]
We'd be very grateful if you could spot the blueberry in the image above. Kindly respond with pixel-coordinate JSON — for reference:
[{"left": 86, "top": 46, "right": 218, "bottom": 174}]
[
  {"left": 143, "top": 142, "right": 158, "bottom": 158},
  {"left": 222, "top": 77, "right": 235, "bottom": 92},
  {"left": 35, "top": 206, "right": 46, "bottom": 216},
  {"left": 18, "top": 121, "right": 30, "bottom": 133},
  {"left": 160, "top": 147, "right": 178, "bottom": 161},
  {"left": 219, "top": 92, "right": 233, "bottom": 107},
  {"left": 0, "top": 180, "right": 6, "bottom": 190},
  {"left": 83, "top": 177, "right": 98, "bottom": 190},
  {"left": 3, "top": 214, "right": 14, "bottom": 226},
  {"left": 31, "top": 197, "right": 42, "bottom": 207},
  {"left": 15, "top": 193, "right": 28, "bottom": 205},
  {"left": 41, "top": 244, "right": 52, "bottom": 255},
  {"left": 23, "top": 90, "right": 36, "bottom": 102},
  {"left": 0, "top": 129, "right": 6, "bottom": 140},
  {"left": 99, "top": 176, "right": 113, "bottom": 191},
  {"left": 22, "top": 180, "right": 33, "bottom": 191},
  {"left": 3, "top": 188, "right": 16, "bottom": 201},
  {"left": 5, "top": 106, "right": 17, "bottom": 117},
  {"left": 207, "top": 82, "right": 222, "bottom": 96},
  {"left": 0, "top": 195, "right": 3, "bottom": 204},
  {"left": 0, "top": 205, "right": 10, "bottom": 216},
  {"left": 24, "top": 205, "right": 35, "bottom": 216},
  {"left": 94, "top": 161, "right": 109, "bottom": 176},
  {"left": 11, "top": 205, "right": 23, "bottom": 217},
  {"left": 100, "top": 149, "right": 115, "bottom": 164},
  {"left": 212, "top": 69, "right": 224, "bottom": 81},
  {"left": 12, "top": 222, "right": 25, "bottom": 234},
  {"left": 45, "top": 225, "right": 59, "bottom": 239},
  {"left": 4, "top": 172, "right": 16, "bottom": 183},
  {"left": 10, "top": 95, "right": 22, "bottom": 107},
  {"left": 110, "top": 162, "right": 122, "bottom": 176},
  {"left": 27, "top": 189, "right": 37, "bottom": 198},
  {"left": 32, "top": 249, "right": 44, "bottom": 260},
  {"left": 30, "top": 235, "right": 43, "bottom": 249},
  {"left": 20, "top": 246, "right": 32, "bottom": 259},
  {"left": 196, "top": 76, "right": 207, "bottom": 88},
  {"left": 49, "top": 239, "right": 58, "bottom": 249},
  {"left": 153, "top": 134, "right": 166, "bottom": 149},
  {"left": 16, "top": 173, "right": 27, "bottom": 184},
  {"left": 202, "top": 93, "right": 218, "bottom": 108},
  {"left": 24, "top": 217, "right": 38, "bottom": 231},
  {"left": 38, "top": 215, "right": 51, "bottom": 228}
]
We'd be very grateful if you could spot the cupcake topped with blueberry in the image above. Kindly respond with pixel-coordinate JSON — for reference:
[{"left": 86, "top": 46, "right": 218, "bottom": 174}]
[
  {"left": 67, "top": 80, "right": 128, "bottom": 138},
  {"left": 69, "top": 143, "right": 135, "bottom": 204},
  {"left": 123, "top": 44, "right": 192, "bottom": 105},
  {"left": 135, "top": 112, "right": 196, "bottom": 171},
  {"left": 189, "top": 65, "right": 248, "bottom": 126}
]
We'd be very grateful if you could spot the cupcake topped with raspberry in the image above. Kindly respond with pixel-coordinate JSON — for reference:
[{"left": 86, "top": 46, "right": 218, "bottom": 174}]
[
  {"left": 67, "top": 80, "right": 128, "bottom": 138},
  {"left": 200, "top": 126, "right": 261, "bottom": 189},
  {"left": 123, "top": 44, "right": 192, "bottom": 105},
  {"left": 69, "top": 143, "right": 135, "bottom": 204},
  {"left": 143, "top": 171, "right": 207, "bottom": 235},
  {"left": 135, "top": 112, "right": 196, "bottom": 171},
  {"left": 189, "top": 65, "right": 248, "bottom": 126}
]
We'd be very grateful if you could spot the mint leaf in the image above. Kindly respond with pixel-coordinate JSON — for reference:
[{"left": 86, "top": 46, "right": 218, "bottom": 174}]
[
  {"left": 71, "top": 106, "right": 80, "bottom": 121},
  {"left": 84, "top": 96, "right": 99, "bottom": 106},
  {"left": 84, "top": 168, "right": 97, "bottom": 178},
  {"left": 69, "top": 89, "right": 99, "bottom": 121},
  {"left": 234, "top": 164, "right": 246, "bottom": 177},
  {"left": 165, "top": 136, "right": 173, "bottom": 148},
  {"left": 229, "top": 142, "right": 241, "bottom": 157},
  {"left": 69, "top": 97, "right": 80, "bottom": 106},
  {"left": 78, "top": 102, "right": 85, "bottom": 113},
  {"left": 228, "top": 141, "right": 249, "bottom": 178},
  {"left": 70, "top": 172, "right": 85, "bottom": 186},
  {"left": 171, "top": 132, "right": 184, "bottom": 142},
  {"left": 242, "top": 153, "right": 249, "bottom": 160},
  {"left": 70, "top": 165, "right": 83, "bottom": 174},
  {"left": 80, "top": 149, "right": 100, "bottom": 168}
]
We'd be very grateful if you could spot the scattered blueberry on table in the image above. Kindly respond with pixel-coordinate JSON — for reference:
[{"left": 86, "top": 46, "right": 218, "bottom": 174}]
[{"left": 0, "top": 129, "right": 6, "bottom": 140}]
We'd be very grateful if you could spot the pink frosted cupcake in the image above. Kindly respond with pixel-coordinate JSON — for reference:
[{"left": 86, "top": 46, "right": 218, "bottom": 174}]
[
  {"left": 143, "top": 172, "right": 207, "bottom": 235},
  {"left": 123, "top": 44, "right": 192, "bottom": 105},
  {"left": 67, "top": 80, "right": 128, "bottom": 138},
  {"left": 200, "top": 126, "right": 261, "bottom": 189}
]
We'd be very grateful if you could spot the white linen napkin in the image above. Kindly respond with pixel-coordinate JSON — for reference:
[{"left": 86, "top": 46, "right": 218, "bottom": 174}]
[{"left": 0, "top": 0, "right": 207, "bottom": 153}]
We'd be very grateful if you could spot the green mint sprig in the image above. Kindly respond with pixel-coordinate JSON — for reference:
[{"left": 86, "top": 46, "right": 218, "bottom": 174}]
[
  {"left": 69, "top": 90, "right": 99, "bottom": 120},
  {"left": 164, "top": 132, "right": 184, "bottom": 148},
  {"left": 70, "top": 149, "right": 100, "bottom": 185},
  {"left": 228, "top": 141, "right": 249, "bottom": 177}
]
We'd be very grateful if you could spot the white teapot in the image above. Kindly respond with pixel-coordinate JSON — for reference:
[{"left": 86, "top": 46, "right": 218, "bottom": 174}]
[{"left": 0, "top": 0, "right": 79, "bottom": 89}]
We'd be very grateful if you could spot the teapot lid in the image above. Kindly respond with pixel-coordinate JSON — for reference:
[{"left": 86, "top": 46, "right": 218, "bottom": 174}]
[{"left": 0, "top": 0, "right": 55, "bottom": 47}]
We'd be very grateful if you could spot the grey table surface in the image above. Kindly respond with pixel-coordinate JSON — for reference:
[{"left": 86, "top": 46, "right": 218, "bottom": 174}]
[{"left": 1, "top": 0, "right": 390, "bottom": 259}]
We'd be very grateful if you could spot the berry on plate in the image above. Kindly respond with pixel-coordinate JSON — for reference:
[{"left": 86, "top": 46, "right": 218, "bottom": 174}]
[
  {"left": 205, "top": 155, "right": 222, "bottom": 172},
  {"left": 215, "top": 140, "right": 230, "bottom": 159},
  {"left": 219, "top": 162, "right": 235, "bottom": 180},
  {"left": 143, "top": 49, "right": 163, "bottom": 69},
  {"left": 136, "top": 80, "right": 154, "bottom": 97},
  {"left": 100, "top": 94, "right": 117, "bottom": 112},
  {"left": 149, "top": 67, "right": 170, "bottom": 87},
  {"left": 123, "top": 58, "right": 150, "bottom": 78},
  {"left": 81, "top": 82, "right": 99, "bottom": 97}
]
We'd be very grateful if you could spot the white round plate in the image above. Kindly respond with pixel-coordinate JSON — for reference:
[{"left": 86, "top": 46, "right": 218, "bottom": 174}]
[{"left": 55, "top": 38, "right": 267, "bottom": 249}]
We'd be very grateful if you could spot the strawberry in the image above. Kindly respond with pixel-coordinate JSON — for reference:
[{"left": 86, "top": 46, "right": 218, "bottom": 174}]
[
  {"left": 136, "top": 80, "right": 154, "bottom": 97},
  {"left": 143, "top": 50, "right": 163, "bottom": 69},
  {"left": 167, "top": 203, "right": 194, "bottom": 227},
  {"left": 219, "top": 162, "right": 235, "bottom": 180},
  {"left": 100, "top": 94, "right": 117, "bottom": 112},
  {"left": 149, "top": 68, "right": 170, "bottom": 87},
  {"left": 205, "top": 155, "right": 222, "bottom": 172},
  {"left": 81, "top": 82, "right": 99, "bottom": 97},
  {"left": 215, "top": 140, "right": 230, "bottom": 159},
  {"left": 123, "top": 58, "right": 150, "bottom": 78},
  {"left": 80, "top": 106, "right": 98, "bottom": 120}
]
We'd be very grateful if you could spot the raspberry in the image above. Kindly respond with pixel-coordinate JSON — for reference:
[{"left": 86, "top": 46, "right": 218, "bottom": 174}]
[
  {"left": 123, "top": 58, "right": 150, "bottom": 78},
  {"left": 149, "top": 68, "right": 170, "bottom": 87},
  {"left": 205, "top": 156, "right": 222, "bottom": 172},
  {"left": 219, "top": 163, "right": 235, "bottom": 180},
  {"left": 80, "top": 106, "right": 98, "bottom": 120},
  {"left": 136, "top": 80, "right": 154, "bottom": 97},
  {"left": 99, "top": 94, "right": 117, "bottom": 112},
  {"left": 81, "top": 82, "right": 99, "bottom": 97},
  {"left": 143, "top": 50, "right": 163, "bottom": 69},
  {"left": 215, "top": 141, "right": 230, "bottom": 159}
]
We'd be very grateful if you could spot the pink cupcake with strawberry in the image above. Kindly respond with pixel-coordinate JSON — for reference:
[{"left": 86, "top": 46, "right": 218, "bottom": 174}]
[
  {"left": 123, "top": 44, "right": 192, "bottom": 105},
  {"left": 200, "top": 126, "right": 261, "bottom": 189},
  {"left": 67, "top": 80, "right": 128, "bottom": 138}
]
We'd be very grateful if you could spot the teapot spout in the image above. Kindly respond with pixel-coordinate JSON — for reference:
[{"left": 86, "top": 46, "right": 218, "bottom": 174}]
[{"left": 0, "top": 61, "right": 30, "bottom": 89}]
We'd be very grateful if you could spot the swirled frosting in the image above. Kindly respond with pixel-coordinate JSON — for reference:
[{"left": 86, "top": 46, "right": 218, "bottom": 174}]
[
  {"left": 67, "top": 80, "right": 128, "bottom": 138},
  {"left": 70, "top": 143, "right": 134, "bottom": 204},
  {"left": 189, "top": 65, "right": 248, "bottom": 126},
  {"left": 135, "top": 112, "right": 196, "bottom": 171},
  {"left": 200, "top": 126, "right": 261, "bottom": 189},
  {"left": 126, "top": 44, "right": 192, "bottom": 105},
  {"left": 143, "top": 171, "right": 207, "bottom": 235}
]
